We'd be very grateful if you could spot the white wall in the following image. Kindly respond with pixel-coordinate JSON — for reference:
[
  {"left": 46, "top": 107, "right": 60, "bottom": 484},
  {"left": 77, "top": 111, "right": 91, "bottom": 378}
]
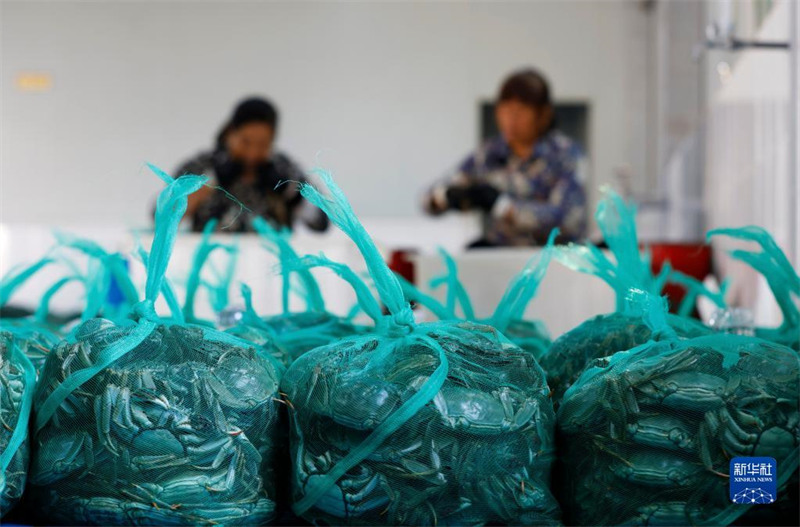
[
  {"left": 703, "top": 0, "right": 798, "bottom": 325},
  {"left": 1, "top": 0, "right": 650, "bottom": 226}
]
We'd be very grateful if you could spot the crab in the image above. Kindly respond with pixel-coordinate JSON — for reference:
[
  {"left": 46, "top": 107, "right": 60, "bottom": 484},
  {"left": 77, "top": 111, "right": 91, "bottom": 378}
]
[
  {"left": 29, "top": 323, "right": 282, "bottom": 525},
  {"left": 282, "top": 322, "right": 560, "bottom": 525},
  {"left": 556, "top": 337, "right": 800, "bottom": 526}
]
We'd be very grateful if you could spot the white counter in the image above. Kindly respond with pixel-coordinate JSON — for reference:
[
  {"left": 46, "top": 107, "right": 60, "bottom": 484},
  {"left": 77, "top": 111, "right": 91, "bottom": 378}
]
[{"left": 1, "top": 218, "right": 614, "bottom": 338}]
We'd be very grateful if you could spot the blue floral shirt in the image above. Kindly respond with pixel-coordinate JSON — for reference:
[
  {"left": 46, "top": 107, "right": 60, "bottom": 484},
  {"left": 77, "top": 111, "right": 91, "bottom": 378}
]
[{"left": 426, "top": 131, "right": 588, "bottom": 246}]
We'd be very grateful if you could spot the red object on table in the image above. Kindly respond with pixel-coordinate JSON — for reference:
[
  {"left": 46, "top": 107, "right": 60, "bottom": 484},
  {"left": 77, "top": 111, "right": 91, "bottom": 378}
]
[
  {"left": 388, "top": 249, "right": 416, "bottom": 284},
  {"left": 648, "top": 243, "right": 713, "bottom": 313}
]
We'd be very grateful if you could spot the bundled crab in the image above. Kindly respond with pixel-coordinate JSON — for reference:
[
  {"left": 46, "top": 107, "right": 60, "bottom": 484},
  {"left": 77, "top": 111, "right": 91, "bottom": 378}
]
[
  {"left": 0, "top": 332, "right": 36, "bottom": 517},
  {"left": 227, "top": 215, "right": 357, "bottom": 366},
  {"left": 27, "top": 166, "right": 284, "bottom": 526},
  {"left": 280, "top": 171, "right": 560, "bottom": 525},
  {"left": 399, "top": 231, "right": 557, "bottom": 361},
  {"left": 557, "top": 290, "right": 799, "bottom": 526},
  {"left": 543, "top": 190, "right": 713, "bottom": 405}
]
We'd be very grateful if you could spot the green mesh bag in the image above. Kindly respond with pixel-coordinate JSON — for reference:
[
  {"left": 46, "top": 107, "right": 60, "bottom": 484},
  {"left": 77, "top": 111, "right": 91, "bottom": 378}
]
[
  {"left": 709, "top": 226, "right": 799, "bottom": 350},
  {"left": 182, "top": 218, "right": 238, "bottom": 327},
  {"left": 665, "top": 269, "right": 729, "bottom": 319},
  {"left": 27, "top": 166, "right": 285, "bottom": 526},
  {"left": 225, "top": 284, "right": 292, "bottom": 368},
  {"left": 280, "top": 170, "right": 559, "bottom": 526},
  {"left": 54, "top": 231, "right": 155, "bottom": 330},
  {"left": 0, "top": 331, "right": 36, "bottom": 517},
  {"left": 0, "top": 233, "right": 144, "bottom": 375},
  {"left": 0, "top": 258, "right": 74, "bottom": 374},
  {"left": 556, "top": 291, "right": 800, "bottom": 526},
  {"left": 400, "top": 232, "right": 557, "bottom": 361},
  {"left": 544, "top": 190, "right": 711, "bottom": 404},
  {"left": 227, "top": 216, "right": 356, "bottom": 366}
]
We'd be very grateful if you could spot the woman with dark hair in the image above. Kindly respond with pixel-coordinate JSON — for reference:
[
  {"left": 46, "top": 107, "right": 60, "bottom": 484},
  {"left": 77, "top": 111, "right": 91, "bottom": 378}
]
[
  {"left": 175, "top": 97, "right": 328, "bottom": 232},
  {"left": 424, "top": 69, "right": 587, "bottom": 247}
]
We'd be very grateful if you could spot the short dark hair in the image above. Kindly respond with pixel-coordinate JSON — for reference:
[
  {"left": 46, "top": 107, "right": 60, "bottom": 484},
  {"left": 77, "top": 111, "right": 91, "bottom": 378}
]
[
  {"left": 216, "top": 96, "right": 279, "bottom": 149},
  {"left": 497, "top": 69, "right": 552, "bottom": 109},
  {"left": 230, "top": 97, "right": 278, "bottom": 130}
]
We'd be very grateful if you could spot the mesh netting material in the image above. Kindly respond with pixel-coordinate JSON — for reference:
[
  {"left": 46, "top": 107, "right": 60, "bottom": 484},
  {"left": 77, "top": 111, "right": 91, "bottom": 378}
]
[
  {"left": 556, "top": 309, "right": 800, "bottom": 526},
  {"left": 226, "top": 217, "right": 358, "bottom": 366},
  {"left": 1, "top": 321, "right": 61, "bottom": 376},
  {"left": 259, "top": 311, "right": 358, "bottom": 365},
  {"left": 182, "top": 218, "right": 238, "bottom": 327},
  {"left": 225, "top": 322, "right": 291, "bottom": 369},
  {"left": 542, "top": 310, "right": 712, "bottom": 405},
  {"left": 708, "top": 226, "right": 800, "bottom": 351},
  {"left": 545, "top": 189, "right": 715, "bottom": 406},
  {"left": 0, "top": 331, "right": 36, "bottom": 517},
  {"left": 29, "top": 319, "right": 283, "bottom": 525},
  {"left": 666, "top": 270, "right": 728, "bottom": 319},
  {"left": 283, "top": 321, "right": 558, "bottom": 525},
  {"left": 227, "top": 283, "right": 359, "bottom": 368},
  {"left": 26, "top": 166, "right": 285, "bottom": 526},
  {"left": 279, "top": 169, "right": 560, "bottom": 525},
  {"left": 501, "top": 319, "right": 551, "bottom": 362},
  {"left": 0, "top": 258, "right": 75, "bottom": 375},
  {"left": 1, "top": 232, "right": 143, "bottom": 376},
  {"left": 399, "top": 232, "right": 557, "bottom": 361}
]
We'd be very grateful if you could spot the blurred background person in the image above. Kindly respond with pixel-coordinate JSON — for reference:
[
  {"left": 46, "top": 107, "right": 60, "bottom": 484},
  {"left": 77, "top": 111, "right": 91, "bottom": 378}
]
[
  {"left": 175, "top": 97, "right": 328, "bottom": 233},
  {"left": 424, "top": 68, "right": 587, "bottom": 247}
]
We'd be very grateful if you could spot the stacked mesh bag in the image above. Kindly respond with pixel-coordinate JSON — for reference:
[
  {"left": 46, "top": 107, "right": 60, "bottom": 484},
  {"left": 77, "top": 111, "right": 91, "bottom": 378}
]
[
  {"left": 0, "top": 332, "right": 36, "bottom": 517},
  {"left": 1, "top": 237, "right": 133, "bottom": 519},
  {"left": 557, "top": 287, "right": 799, "bottom": 525},
  {"left": 280, "top": 170, "right": 560, "bottom": 525},
  {"left": 543, "top": 189, "right": 712, "bottom": 404},
  {"left": 28, "top": 166, "right": 284, "bottom": 525},
  {"left": 0, "top": 258, "right": 80, "bottom": 375},
  {"left": 708, "top": 226, "right": 799, "bottom": 350},
  {"left": 400, "top": 231, "right": 557, "bottom": 360},
  {"left": 227, "top": 216, "right": 356, "bottom": 366}
]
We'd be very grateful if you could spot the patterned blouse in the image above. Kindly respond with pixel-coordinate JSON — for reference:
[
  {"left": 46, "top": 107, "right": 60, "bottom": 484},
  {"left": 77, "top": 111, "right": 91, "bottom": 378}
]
[
  {"left": 426, "top": 131, "right": 587, "bottom": 246},
  {"left": 174, "top": 150, "right": 328, "bottom": 233}
]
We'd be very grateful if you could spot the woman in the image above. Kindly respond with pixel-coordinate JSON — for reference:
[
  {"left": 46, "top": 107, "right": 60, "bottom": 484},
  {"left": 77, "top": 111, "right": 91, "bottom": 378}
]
[
  {"left": 424, "top": 69, "right": 587, "bottom": 247},
  {"left": 175, "top": 97, "right": 328, "bottom": 232}
]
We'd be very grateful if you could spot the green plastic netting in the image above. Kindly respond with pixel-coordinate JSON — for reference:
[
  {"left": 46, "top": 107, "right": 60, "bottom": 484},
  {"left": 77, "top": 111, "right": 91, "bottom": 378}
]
[
  {"left": 666, "top": 269, "right": 728, "bottom": 320},
  {"left": 399, "top": 231, "right": 557, "bottom": 361},
  {"left": 0, "top": 258, "right": 74, "bottom": 374},
  {"left": 556, "top": 291, "right": 800, "bottom": 526},
  {"left": 280, "top": 170, "right": 560, "bottom": 525},
  {"left": 27, "top": 166, "right": 285, "bottom": 526},
  {"left": 1, "top": 232, "right": 144, "bottom": 376},
  {"left": 708, "top": 226, "right": 799, "bottom": 350},
  {"left": 225, "top": 284, "right": 292, "bottom": 367},
  {"left": 0, "top": 331, "right": 36, "bottom": 517},
  {"left": 182, "top": 218, "right": 239, "bottom": 327},
  {"left": 544, "top": 189, "right": 712, "bottom": 404},
  {"left": 227, "top": 216, "right": 356, "bottom": 366}
]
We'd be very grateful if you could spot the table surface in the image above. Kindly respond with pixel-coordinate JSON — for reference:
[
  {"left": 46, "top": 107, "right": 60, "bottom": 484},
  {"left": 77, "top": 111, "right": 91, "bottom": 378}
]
[{"left": 0, "top": 219, "right": 654, "bottom": 340}]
